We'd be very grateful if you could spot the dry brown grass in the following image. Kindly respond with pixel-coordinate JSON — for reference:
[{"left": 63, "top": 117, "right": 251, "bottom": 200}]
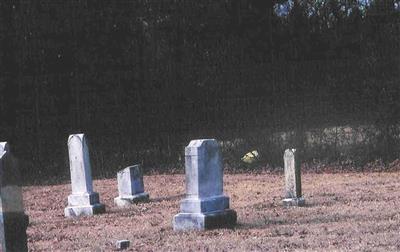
[{"left": 25, "top": 172, "right": 400, "bottom": 251}]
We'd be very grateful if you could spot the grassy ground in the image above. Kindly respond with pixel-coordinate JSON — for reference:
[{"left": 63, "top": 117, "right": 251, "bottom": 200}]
[{"left": 25, "top": 172, "right": 400, "bottom": 251}]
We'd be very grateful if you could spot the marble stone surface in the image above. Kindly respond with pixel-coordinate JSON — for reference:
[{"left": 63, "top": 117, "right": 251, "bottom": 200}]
[
  {"left": 114, "top": 165, "right": 149, "bottom": 207},
  {"left": 282, "top": 197, "right": 305, "bottom": 207},
  {"left": 283, "top": 149, "right": 305, "bottom": 207},
  {"left": 0, "top": 142, "right": 29, "bottom": 252},
  {"left": 64, "top": 134, "right": 105, "bottom": 217},
  {"left": 173, "top": 139, "right": 237, "bottom": 231},
  {"left": 116, "top": 240, "right": 130, "bottom": 250}
]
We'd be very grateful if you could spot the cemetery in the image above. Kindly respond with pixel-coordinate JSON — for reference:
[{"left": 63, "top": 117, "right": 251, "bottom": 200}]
[
  {"left": 10, "top": 136, "right": 400, "bottom": 250},
  {"left": 1, "top": 0, "right": 399, "bottom": 251},
  {"left": 23, "top": 161, "right": 400, "bottom": 251}
]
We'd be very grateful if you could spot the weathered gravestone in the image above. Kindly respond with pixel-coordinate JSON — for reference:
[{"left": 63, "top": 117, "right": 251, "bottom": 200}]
[
  {"left": 173, "top": 139, "right": 237, "bottom": 231},
  {"left": 114, "top": 165, "right": 149, "bottom": 207},
  {"left": 64, "top": 134, "right": 105, "bottom": 217},
  {"left": 0, "top": 142, "right": 29, "bottom": 252},
  {"left": 115, "top": 240, "right": 130, "bottom": 250},
  {"left": 282, "top": 149, "right": 305, "bottom": 206}
]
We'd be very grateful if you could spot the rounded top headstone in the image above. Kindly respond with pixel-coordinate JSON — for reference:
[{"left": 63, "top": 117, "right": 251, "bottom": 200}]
[
  {"left": 68, "top": 134, "right": 86, "bottom": 145},
  {"left": 284, "top": 148, "right": 296, "bottom": 157},
  {"left": 185, "top": 139, "right": 219, "bottom": 156}
]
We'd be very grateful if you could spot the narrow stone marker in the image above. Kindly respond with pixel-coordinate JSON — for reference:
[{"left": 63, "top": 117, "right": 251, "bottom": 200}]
[
  {"left": 282, "top": 149, "right": 305, "bottom": 206},
  {"left": 0, "top": 142, "right": 29, "bottom": 252},
  {"left": 173, "top": 139, "right": 237, "bottom": 231},
  {"left": 64, "top": 134, "right": 105, "bottom": 217},
  {"left": 114, "top": 165, "right": 149, "bottom": 207}
]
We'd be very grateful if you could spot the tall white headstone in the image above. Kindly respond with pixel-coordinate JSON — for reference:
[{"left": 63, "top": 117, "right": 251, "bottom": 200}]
[
  {"left": 282, "top": 149, "right": 305, "bottom": 206},
  {"left": 64, "top": 134, "right": 105, "bottom": 217},
  {"left": 114, "top": 165, "right": 149, "bottom": 207},
  {"left": 0, "top": 142, "right": 29, "bottom": 252},
  {"left": 173, "top": 139, "right": 237, "bottom": 231}
]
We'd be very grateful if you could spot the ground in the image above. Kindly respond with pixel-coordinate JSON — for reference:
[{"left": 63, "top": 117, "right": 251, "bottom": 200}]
[{"left": 25, "top": 172, "right": 400, "bottom": 251}]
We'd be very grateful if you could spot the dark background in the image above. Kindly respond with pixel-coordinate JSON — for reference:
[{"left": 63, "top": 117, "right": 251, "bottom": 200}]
[{"left": 0, "top": 0, "right": 399, "bottom": 184}]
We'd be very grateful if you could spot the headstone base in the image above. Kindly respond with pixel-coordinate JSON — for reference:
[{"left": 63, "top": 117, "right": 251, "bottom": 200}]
[
  {"left": 173, "top": 209, "right": 237, "bottom": 231},
  {"left": 180, "top": 196, "right": 229, "bottom": 213},
  {"left": 67, "top": 192, "right": 100, "bottom": 206},
  {"left": 114, "top": 192, "right": 150, "bottom": 207},
  {"left": 64, "top": 203, "right": 105, "bottom": 217},
  {"left": 282, "top": 197, "right": 305, "bottom": 207}
]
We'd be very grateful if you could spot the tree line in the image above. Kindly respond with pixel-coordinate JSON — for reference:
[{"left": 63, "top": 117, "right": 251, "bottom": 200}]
[{"left": 0, "top": 0, "right": 399, "bottom": 183}]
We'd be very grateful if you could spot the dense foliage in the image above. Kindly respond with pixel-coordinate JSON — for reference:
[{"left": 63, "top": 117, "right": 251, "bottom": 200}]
[{"left": 0, "top": 0, "right": 399, "bottom": 183}]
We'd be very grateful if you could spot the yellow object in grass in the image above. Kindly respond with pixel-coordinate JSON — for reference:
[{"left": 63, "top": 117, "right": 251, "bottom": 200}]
[{"left": 241, "top": 150, "right": 259, "bottom": 164}]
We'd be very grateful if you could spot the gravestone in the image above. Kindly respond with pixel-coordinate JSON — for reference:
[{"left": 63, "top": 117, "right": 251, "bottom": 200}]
[
  {"left": 0, "top": 142, "right": 29, "bottom": 252},
  {"left": 114, "top": 165, "right": 149, "bottom": 207},
  {"left": 64, "top": 134, "right": 105, "bottom": 217},
  {"left": 173, "top": 139, "right": 237, "bottom": 231},
  {"left": 115, "top": 240, "right": 130, "bottom": 250},
  {"left": 282, "top": 149, "right": 305, "bottom": 206}
]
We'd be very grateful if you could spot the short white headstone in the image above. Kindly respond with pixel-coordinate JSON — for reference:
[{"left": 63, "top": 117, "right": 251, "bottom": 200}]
[
  {"left": 114, "top": 165, "right": 149, "bottom": 207},
  {"left": 64, "top": 134, "right": 105, "bottom": 217},
  {"left": 173, "top": 139, "right": 237, "bottom": 231},
  {"left": 0, "top": 142, "right": 29, "bottom": 252},
  {"left": 282, "top": 149, "right": 305, "bottom": 206}
]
